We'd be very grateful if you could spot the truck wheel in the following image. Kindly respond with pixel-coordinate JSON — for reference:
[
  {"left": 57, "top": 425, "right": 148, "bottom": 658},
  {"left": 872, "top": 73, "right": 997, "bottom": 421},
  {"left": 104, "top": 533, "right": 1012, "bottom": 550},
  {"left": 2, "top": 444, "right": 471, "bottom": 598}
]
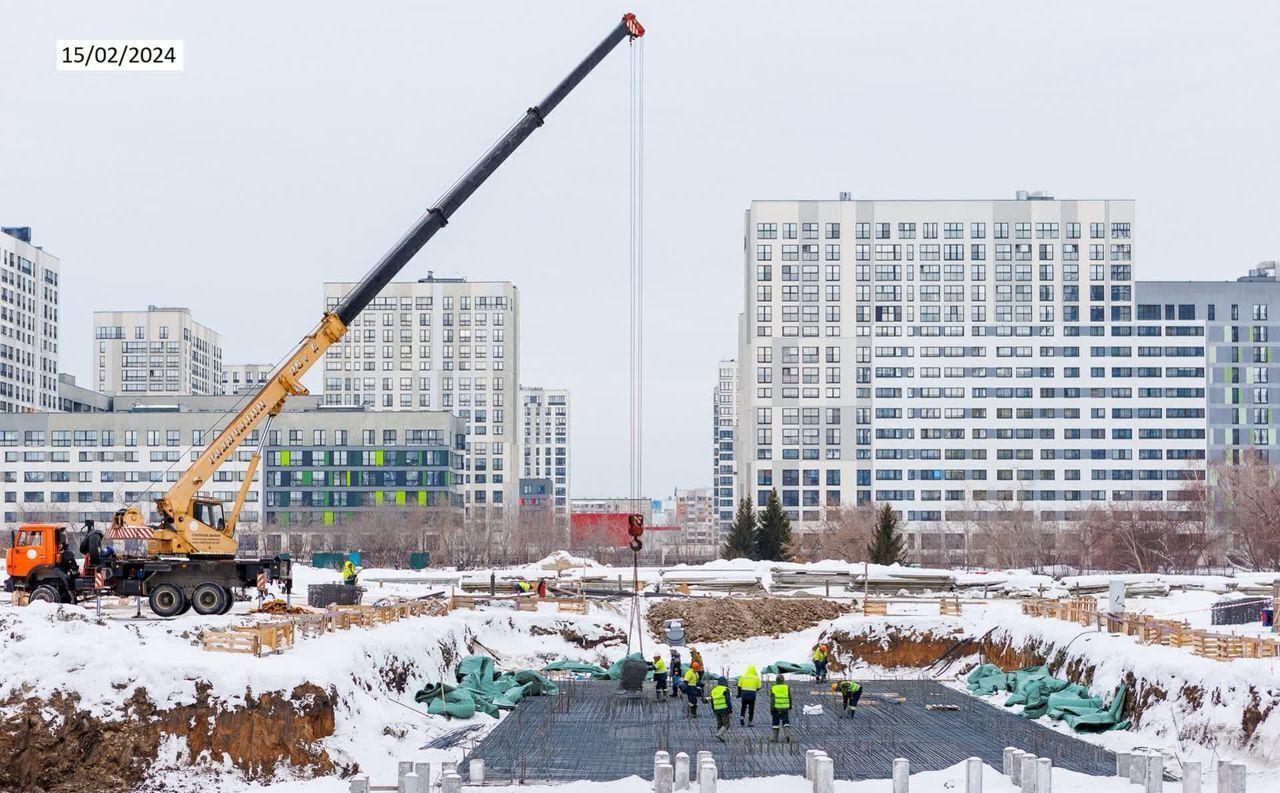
[
  {"left": 218, "top": 587, "right": 236, "bottom": 615},
  {"left": 28, "top": 584, "right": 61, "bottom": 604},
  {"left": 148, "top": 583, "right": 186, "bottom": 618},
  {"left": 191, "top": 582, "right": 229, "bottom": 616}
]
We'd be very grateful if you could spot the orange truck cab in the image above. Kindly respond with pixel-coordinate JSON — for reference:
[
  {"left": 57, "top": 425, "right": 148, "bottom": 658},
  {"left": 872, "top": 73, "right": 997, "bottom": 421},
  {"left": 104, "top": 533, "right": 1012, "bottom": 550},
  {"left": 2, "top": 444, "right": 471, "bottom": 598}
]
[{"left": 5, "top": 523, "right": 84, "bottom": 603}]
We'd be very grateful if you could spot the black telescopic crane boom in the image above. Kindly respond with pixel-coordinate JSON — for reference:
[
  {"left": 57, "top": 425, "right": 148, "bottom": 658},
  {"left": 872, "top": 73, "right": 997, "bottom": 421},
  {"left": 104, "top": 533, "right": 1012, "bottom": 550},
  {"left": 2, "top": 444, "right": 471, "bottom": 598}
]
[{"left": 334, "top": 13, "right": 645, "bottom": 326}]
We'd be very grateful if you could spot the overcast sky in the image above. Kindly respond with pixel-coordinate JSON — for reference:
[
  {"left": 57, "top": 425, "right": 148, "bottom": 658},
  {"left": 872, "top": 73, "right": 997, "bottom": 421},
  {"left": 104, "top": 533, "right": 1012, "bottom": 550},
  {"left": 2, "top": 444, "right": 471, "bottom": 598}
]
[{"left": 3, "top": 1, "right": 1278, "bottom": 500}]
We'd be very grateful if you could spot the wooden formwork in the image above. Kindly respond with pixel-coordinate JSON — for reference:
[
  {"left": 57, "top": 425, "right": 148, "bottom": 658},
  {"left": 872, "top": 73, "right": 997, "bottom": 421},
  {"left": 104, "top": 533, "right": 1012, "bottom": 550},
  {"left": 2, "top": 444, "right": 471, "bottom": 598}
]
[
  {"left": 556, "top": 597, "right": 589, "bottom": 615},
  {"left": 863, "top": 599, "right": 888, "bottom": 616},
  {"left": 939, "top": 596, "right": 962, "bottom": 617},
  {"left": 202, "top": 629, "right": 259, "bottom": 655}
]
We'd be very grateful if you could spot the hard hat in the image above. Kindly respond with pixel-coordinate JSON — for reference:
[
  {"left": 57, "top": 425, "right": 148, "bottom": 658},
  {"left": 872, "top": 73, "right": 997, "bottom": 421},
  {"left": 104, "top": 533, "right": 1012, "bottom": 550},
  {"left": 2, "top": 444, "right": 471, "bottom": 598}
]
[
  {"left": 775, "top": 674, "right": 785, "bottom": 682},
  {"left": 718, "top": 677, "right": 728, "bottom": 686},
  {"left": 830, "top": 683, "right": 839, "bottom": 691}
]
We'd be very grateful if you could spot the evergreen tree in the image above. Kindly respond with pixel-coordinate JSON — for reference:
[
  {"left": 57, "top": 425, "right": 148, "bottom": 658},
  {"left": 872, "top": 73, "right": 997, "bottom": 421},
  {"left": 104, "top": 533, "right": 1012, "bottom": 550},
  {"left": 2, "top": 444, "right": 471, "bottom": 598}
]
[
  {"left": 722, "top": 497, "right": 758, "bottom": 559},
  {"left": 866, "top": 503, "right": 908, "bottom": 565},
  {"left": 754, "top": 488, "right": 794, "bottom": 561}
]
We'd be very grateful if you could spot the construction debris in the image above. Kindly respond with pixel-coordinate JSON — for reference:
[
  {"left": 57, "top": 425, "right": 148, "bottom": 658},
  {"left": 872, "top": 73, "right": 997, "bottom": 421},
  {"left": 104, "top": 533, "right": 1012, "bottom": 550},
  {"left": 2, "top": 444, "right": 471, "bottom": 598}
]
[
  {"left": 253, "top": 599, "right": 312, "bottom": 615},
  {"left": 645, "top": 597, "right": 849, "bottom": 643}
]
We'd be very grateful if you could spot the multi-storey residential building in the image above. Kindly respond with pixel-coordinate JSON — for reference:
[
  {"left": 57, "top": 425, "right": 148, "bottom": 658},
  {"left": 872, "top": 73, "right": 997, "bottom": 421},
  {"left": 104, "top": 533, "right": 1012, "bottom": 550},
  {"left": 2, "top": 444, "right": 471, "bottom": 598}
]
[
  {"left": 520, "top": 386, "right": 570, "bottom": 518},
  {"left": 712, "top": 359, "right": 738, "bottom": 536},
  {"left": 673, "top": 486, "right": 717, "bottom": 547},
  {"left": 569, "top": 497, "right": 651, "bottom": 523},
  {"left": 322, "top": 275, "right": 519, "bottom": 520},
  {"left": 221, "top": 363, "right": 274, "bottom": 395},
  {"left": 93, "top": 306, "right": 223, "bottom": 396},
  {"left": 0, "top": 226, "right": 60, "bottom": 413},
  {"left": 737, "top": 194, "right": 1206, "bottom": 563},
  {"left": 0, "top": 395, "right": 466, "bottom": 556},
  {"left": 56, "top": 373, "right": 110, "bottom": 412},
  {"left": 1138, "top": 262, "right": 1280, "bottom": 465}
]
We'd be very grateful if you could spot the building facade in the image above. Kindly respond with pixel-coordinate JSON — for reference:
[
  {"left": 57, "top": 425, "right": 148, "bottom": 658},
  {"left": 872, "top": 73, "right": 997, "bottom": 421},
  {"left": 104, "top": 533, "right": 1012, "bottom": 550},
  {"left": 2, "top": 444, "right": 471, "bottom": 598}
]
[
  {"left": 736, "top": 194, "right": 1206, "bottom": 562},
  {"left": 0, "top": 226, "right": 60, "bottom": 413},
  {"left": 221, "top": 363, "right": 274, "bottom": 395},
  {"left": 56, "top": 373, "right": 110, "bottom": 413},
  {"left": 322, "top": 275, "right": 519, "bottom": 520},
  {"left": 673, "top": 486, "right": 717, "bottom": 547},
  {"left": 712, "top": 359, "right": 738, "bottom": 536},
  {"left": 520, "top": 386, "right": 570, "bottom": 518},
  {"left": 1138, "top": 263, "right": 1280, "bottom": 465},
  {"left": 92, "top": 306, "right": 223, "bottom": 396},
  {"left": 0, "top": 395, "right": 466, "bottom": 555}
]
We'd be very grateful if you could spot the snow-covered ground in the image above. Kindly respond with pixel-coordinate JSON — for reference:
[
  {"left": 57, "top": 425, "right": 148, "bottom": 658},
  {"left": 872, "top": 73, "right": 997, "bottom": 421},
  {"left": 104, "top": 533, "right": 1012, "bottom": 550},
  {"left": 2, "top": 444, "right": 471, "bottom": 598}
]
[{"left": 5, "top": 556, "right": 1280, "bottom": 791}]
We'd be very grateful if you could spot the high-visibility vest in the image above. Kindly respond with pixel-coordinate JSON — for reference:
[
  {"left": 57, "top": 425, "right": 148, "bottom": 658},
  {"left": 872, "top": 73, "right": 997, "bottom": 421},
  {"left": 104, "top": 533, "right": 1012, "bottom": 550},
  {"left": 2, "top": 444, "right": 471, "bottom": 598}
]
[
  {"left": 653, "top": 658, "right": 667, "bottom": 673},
  {"left": 518, "top": 581, "right": 532, "bottom": 592},
  {"left": 738, "top": 670, "right": 761, "bottom": 691},
  {"left": 710, "top": 684, "right": 729, "bottom": 710},
  {"left": 771, "top": 683, "right": 791, "bottom": 710},
  {"left": 812, "top": 648, "right": 826, "bottom": 662},
  {"left": 683, "top": 669, "right": 699, "bottom": 687}
]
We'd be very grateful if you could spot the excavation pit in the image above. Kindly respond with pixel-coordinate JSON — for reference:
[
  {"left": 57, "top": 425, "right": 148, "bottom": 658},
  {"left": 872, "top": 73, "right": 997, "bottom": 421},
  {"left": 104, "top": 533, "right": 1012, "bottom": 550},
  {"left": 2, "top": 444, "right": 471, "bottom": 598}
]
[{"left": 460, "top": 679, "right": 1116, "bottom": 782}]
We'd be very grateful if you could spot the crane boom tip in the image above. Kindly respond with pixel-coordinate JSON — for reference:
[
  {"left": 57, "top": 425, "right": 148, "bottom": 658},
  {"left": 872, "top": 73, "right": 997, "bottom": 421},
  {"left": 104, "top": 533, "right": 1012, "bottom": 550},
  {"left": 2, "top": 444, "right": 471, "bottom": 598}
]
[{"left": 623, "top": 13, "right": 645, "bottom": 38}]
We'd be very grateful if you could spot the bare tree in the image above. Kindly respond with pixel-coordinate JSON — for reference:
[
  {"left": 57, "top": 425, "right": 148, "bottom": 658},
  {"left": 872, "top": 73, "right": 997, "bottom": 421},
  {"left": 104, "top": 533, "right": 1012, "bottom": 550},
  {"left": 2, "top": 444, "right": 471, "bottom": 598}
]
[
  {"left": 968, "top": 494, "right": 1052, "bottom": 570},
  {"left": 1084, "top": 501, "right": 1208, "bottom": 574},
  {"left": 1209, "top": 451, "right": 1280, "bottom": 570},
  {"left": 788, "top": 504, "right": 874, "bottom": 563}
]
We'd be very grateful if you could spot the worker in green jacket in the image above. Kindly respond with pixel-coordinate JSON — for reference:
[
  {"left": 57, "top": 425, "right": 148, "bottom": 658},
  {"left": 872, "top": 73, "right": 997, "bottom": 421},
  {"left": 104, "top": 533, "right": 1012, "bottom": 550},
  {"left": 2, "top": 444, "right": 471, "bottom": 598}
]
[
  {"left": 769, "top": 674, "right": 793, "bottom": 743},
  {"left": 737, "top": 664, "right": 762, "bottom": 726},
  {"left": 837, "top": 679, "right": 863, "bottom": 718},
  {"left": 710, "top": 676, "right": 732, "bottom": 741}
]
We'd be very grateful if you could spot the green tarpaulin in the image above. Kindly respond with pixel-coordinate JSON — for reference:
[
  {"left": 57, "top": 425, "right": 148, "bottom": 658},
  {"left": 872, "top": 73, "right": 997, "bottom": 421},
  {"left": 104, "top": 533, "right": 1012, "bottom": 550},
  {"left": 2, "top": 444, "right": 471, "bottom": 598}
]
[
  {"left": 414, "top": 654, "right": 559, "bottom": 719},
  {"left": 967, "top": 663, "right": 1129, "bottom": 732},
  {"left": 542, "top": 660, "right": 609, "bottom": 677},
  {"left": 761, "top": 660, "right": 818, "bottom": 677}
]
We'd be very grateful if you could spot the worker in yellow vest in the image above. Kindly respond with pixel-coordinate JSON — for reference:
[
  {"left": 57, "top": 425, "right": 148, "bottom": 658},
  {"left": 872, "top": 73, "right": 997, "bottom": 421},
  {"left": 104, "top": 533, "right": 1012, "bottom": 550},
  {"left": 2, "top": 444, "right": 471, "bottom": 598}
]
[
  {"left": 811, "top": 643, "right": 830, "bottom": 682},
  {"left": 710, "top": 676, "right": 732, "bottom": 741},
  {"left": 682, "top": 665, "right": 701, "bottom": 718},
  {"left": 650, "top": 654, "right": 668, "bottom": 699},
  {"left": 769, "top": 674, "right": 793, "bottom": 743},
  {"left": 737, "top": 664, "right": 762, "bottom": 726}
]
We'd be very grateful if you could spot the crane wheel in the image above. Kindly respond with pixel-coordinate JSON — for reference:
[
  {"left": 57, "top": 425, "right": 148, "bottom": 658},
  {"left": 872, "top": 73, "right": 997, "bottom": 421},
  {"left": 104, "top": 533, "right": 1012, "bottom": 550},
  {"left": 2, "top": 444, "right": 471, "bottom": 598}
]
[
  {"left": 218, "top": 586, "right": 235, "bottom": 615},
  {"left": 149, "top": 583, "right": 186, "bottom": 618},
  {"left": 28, "top": 584, "right": 62, "bottom": 604},
  {"left": 191, "top": 582, "right": 229, "bottom": 616}
]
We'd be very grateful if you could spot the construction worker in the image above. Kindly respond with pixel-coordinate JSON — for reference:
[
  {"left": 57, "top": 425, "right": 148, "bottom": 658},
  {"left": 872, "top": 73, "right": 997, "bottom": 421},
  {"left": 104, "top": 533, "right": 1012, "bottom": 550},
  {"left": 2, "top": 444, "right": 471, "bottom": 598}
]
[
  {"left": 341, "top": 558, "right": 358, "bottom": 586},
  {"left": 669, "top": 650, "right": 683, "bottom": 699},
  {"left": 682, "top": 664, "right": 701, "bottom": 718},
  {"left": 769, "top": 674, "right": 793, "bottom": 743},
  {"left": 737, "top": 664, "right": 761, "bottom": 726},
  {"left": 812, "top": 643, "right": 829, "bottom": 682},
  {"left": 515, "top": 579, "right": 533, "bottom": 594},
  {"left": 837, "top": 679, "right": 863, "bottom": 718},
  {"left": 536, "top": 579, "right": 548, "bottom": 598},
  {"left": 710, "top": 676, "right": 732, "bottom": 741},
  {"left": 650, "top": 654, "right": 668, "bottom": 699},
  {"left": 689, "top": 646, "right": 704, "bottom": 683}
]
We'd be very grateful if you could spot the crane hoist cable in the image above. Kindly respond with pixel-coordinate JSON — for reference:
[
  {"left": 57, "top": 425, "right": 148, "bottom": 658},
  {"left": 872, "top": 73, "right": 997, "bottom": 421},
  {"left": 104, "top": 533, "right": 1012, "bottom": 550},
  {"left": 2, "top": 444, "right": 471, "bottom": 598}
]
[{"left": 624, "top": 33, "right": 646, "bottom": 659}]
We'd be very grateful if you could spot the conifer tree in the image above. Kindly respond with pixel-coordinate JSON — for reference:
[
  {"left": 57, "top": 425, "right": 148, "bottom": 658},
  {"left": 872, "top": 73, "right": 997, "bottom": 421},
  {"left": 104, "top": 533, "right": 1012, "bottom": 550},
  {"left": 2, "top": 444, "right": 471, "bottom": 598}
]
[
  {"left": 866, "top": 503, "right": 908, "bottom": 565},
  {"left": 722, "top": 497, "right": 758, "bottom": 559},
  {"left": 754, "top": 488, "right": 794, "bottom": 561}
]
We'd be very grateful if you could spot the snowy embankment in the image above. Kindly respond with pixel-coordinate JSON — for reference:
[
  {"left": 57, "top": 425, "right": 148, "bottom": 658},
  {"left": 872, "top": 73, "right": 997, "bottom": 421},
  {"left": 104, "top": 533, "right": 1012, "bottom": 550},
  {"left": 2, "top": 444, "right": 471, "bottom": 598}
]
[{"left": 0, "top": 584, "right": 632, "bottom": 793}]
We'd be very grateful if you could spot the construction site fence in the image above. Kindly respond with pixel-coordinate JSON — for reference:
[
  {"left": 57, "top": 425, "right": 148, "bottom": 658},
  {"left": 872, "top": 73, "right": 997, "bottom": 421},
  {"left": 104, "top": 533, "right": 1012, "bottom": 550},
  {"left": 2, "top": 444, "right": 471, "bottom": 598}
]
[
  {"left": 862, "top": 595, "right": 967, "bottom": 617},
  {"left": 201, "top": 599, "right": 450, "bottom": 657},
  {"left": 1020, "top": 597, "right": 1280, "bottom": 661}
]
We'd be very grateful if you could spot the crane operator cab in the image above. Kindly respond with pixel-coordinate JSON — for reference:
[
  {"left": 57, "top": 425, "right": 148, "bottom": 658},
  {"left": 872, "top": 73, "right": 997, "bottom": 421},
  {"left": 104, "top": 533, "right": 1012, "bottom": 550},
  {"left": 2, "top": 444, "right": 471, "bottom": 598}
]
[{"left": 191, "top": 499, "right": 227, "bottom": 532}]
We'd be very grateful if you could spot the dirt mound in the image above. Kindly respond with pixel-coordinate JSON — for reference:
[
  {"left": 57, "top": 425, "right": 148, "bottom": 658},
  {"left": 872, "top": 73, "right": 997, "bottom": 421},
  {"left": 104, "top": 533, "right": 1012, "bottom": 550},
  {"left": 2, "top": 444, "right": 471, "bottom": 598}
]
[
  {"left": 0, "top": 683, "right": 338, "bottom": 793},
  {"left": 646, "top": 597, "right": 849, "bottom": 643}
]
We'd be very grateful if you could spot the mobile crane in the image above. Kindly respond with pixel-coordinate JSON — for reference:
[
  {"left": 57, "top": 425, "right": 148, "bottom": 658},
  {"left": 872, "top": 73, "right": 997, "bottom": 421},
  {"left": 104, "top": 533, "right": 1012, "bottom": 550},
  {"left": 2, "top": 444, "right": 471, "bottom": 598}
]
[{"left": 5, "top": 13, "right": 646, "bottom": 617}]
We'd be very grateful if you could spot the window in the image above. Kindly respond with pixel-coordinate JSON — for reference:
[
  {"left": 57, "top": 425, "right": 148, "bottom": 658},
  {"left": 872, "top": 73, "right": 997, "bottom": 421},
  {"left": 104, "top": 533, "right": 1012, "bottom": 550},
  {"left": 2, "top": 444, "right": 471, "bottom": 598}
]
[
  {"left": 783, "top": 223, "right": 797, "bottom": 239},
  {"left": 756, "top": 222, "right": 777, "bottom": 239},
  {"left": 756, "top": 244, "right": 772, "bottom": 261},
  {"left": 825, "top": 222, "right": 841, "bottom": 239}
]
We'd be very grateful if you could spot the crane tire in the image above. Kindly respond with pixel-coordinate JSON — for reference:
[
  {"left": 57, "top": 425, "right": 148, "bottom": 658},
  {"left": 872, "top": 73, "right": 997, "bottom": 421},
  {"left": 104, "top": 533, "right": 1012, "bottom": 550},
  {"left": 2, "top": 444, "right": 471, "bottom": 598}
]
[
  {"left": 28, "top": 584, "right": 61, "bottom": 604},
  {"left": 149, "top": 583, "right": 186, "bottom": 618},
  {"left": 191, "top": 582, "right": 229, "bottom": 616},
  {"left": 218, "top": 586, "right": 235, "bottom": 614}
]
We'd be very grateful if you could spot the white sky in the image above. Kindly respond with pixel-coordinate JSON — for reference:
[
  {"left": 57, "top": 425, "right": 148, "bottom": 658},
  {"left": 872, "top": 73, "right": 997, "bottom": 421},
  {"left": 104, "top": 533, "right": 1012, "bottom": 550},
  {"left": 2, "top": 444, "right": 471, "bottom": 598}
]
[{"left": 2, "top": 1, "right": 1278, "bottom": 500}]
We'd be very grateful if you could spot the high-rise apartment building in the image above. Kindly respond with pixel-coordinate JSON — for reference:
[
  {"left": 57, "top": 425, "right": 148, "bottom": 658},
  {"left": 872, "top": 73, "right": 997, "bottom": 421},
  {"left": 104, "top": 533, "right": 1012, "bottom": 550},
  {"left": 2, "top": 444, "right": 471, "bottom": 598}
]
[
  {"left": 674, "top": 487, "right": 717, "bottom": 547},
  {"left": 712, "top": 359, "right": 738, "bottom": 536},
  {"left": 322, "top": 275, "right": 519, "bottom": 519},
  {"left": 93, "top": 306, "right": 223, "bottom": 396},
  {"left": 520, "top": 386, "right": 570, "bottom": 517},
  {"left": 221, "top": 363, "right": 274, "bottom": 395},
  {"left": 0, "top": 226, "right": 60, "bottom": 413},
  {"left": 737, "top": 194, "right": 1206, "bottom": 562}
]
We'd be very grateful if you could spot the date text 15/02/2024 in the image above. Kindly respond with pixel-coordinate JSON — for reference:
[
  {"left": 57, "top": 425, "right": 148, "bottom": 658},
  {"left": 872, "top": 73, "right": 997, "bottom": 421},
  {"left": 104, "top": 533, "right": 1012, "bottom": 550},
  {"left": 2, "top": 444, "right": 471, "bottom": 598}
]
[{"left": 57, "top": 40, "right": 183, "bottom": 71}]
